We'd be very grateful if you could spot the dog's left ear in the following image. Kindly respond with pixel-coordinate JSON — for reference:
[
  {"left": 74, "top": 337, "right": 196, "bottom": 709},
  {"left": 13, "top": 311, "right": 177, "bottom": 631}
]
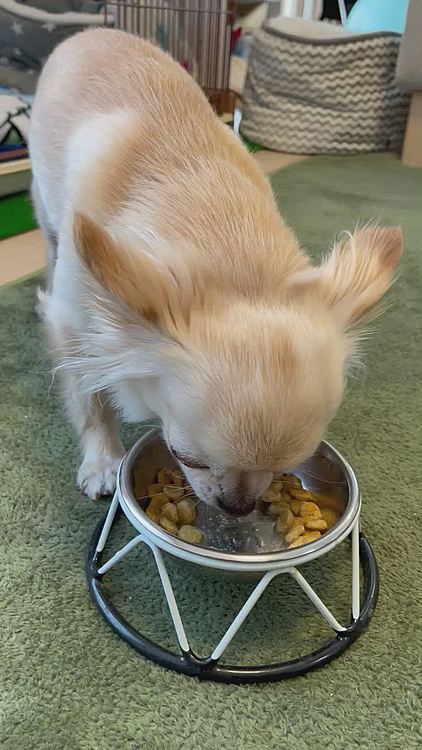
[
  {"left": 288, "top": 226, "right": 403, "bottom": 327},
  {"left": 74, "top": 212, "right": 199, "bottom": 333}
]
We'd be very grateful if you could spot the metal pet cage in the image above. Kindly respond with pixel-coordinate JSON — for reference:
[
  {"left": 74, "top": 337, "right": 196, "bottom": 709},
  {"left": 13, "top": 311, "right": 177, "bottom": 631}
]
[{"left": 104, "top": 1, "right": 237, "bottom": 116}]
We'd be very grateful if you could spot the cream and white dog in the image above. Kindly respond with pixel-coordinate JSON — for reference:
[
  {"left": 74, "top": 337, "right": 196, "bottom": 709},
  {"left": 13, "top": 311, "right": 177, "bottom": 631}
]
[{"left": 30, "top": 29, "right": 402, "bottom": 515}]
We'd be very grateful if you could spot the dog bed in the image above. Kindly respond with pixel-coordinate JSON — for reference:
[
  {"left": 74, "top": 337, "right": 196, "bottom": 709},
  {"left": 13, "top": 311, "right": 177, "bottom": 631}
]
[{"left": 240, "top": 17, "right": 410, "bottom": 154}]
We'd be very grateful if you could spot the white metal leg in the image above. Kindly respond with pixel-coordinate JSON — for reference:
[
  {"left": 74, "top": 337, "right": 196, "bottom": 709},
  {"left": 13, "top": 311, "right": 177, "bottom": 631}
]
[
  {"left": 98, "top": 535, "right": 144, "bottom": 575},
  {"left": 148, "top": 545, "right": 190, "bottom": 653},
  {"left": 210, "top": 570, "right": 281, "bottom": 661},
  {"left": 96, "top": 491, "right": 120, "bottom": 553},
  {"left": 96, "top": 508, "right": 190, "bottom": 651},
  {"left": 351, "top": 518, "right": 360, "bottom": 620},
  {"left": 289, "top": 568, "right": 346, "bottom": 632}
]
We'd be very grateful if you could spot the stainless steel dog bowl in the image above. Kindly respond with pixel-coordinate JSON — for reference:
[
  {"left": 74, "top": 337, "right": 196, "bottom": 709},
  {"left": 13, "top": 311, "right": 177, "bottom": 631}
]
[
  {"left": 86, "top": 428, "right": 379, "bottom": 683},
  {"left": 122, "top": 429, "right": 358, "bottom": 571}
]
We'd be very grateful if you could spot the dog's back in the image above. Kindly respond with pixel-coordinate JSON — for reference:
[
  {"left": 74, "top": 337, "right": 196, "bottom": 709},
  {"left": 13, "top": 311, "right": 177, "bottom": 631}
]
[
  {"left": 30, "top": 29, "right": 272, "bottom": 232},
  {"left": 30, "top": 28, "right": 302, "bottom": 304}
]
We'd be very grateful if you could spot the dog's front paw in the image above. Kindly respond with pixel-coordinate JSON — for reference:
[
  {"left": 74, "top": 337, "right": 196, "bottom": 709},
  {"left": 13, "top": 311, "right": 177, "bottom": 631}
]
[{"left": 77, "top": 454, "right": 123, "bottom": 500}]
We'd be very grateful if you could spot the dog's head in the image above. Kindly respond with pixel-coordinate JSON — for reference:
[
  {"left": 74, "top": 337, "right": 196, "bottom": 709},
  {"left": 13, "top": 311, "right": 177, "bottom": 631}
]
[{"left": 75, "top": 216, "right": 402, "bottom": 515}]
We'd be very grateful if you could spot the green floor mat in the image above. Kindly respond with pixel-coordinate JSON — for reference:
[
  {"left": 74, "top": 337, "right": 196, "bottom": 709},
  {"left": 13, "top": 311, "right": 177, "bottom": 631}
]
[
  {"left": 1, "top": 154, "right": 421, "bottom": 750},
  {"left": 0, "top": 191, "right": 37, "bottom": 240},
  {"left": 242, "top": 136, "right": 265, "bottom": 153}
]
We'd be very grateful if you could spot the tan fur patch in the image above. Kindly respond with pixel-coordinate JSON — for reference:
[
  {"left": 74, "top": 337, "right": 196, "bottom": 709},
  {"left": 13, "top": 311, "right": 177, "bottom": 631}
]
[
  {"left": 73, "top": 212, "right": 210, "bottom": 335},
  {"left": 74, "top": 213, "right": 161, "bottom": 323}
]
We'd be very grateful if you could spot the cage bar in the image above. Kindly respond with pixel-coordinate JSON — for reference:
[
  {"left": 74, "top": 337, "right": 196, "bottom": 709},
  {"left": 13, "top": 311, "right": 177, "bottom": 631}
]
[{"left": 105, "top": 0, "right": 236, "bottom": 116}]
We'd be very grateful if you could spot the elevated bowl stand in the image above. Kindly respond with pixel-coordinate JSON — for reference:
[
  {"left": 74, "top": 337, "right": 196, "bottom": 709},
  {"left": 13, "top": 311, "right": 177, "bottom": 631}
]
[{"left": 86, "top": 482, "right": 379, "bottom": 684}]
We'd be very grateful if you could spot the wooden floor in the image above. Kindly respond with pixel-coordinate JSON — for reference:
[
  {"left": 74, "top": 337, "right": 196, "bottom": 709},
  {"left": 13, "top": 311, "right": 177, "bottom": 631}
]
[{"left": 0, "top": 151, "right": 307, "bottom": 286}]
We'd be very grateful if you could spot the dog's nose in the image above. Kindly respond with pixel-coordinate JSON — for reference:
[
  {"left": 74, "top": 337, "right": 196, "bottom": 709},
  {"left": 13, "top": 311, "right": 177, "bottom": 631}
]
[{"left": 217, "top": 496, "right": 256, "bottom": 517}]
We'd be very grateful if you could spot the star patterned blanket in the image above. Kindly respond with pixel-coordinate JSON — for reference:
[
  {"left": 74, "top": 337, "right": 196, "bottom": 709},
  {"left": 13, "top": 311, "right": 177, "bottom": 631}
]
[{"left": 0, "top": 0, "right": 104, "bottom": 94}]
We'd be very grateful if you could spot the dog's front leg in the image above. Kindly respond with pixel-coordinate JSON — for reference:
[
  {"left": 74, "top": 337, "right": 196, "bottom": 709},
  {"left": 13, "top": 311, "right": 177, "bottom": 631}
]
[{"left": 64, "top": 375, "right": 125, "bottom": 499}]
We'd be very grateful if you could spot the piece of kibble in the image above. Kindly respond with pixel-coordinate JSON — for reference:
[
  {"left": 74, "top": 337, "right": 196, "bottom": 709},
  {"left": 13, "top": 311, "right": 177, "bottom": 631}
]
[
  {"left": 270, "top": 480, "right": 284, "bottom": 492},
  {"left": 280, "top": 491, "right": 294, "bottom": 504},
  {"left": 157, "top": 469, "right": 175, "bottom": 486},
  {"left": 284, "top": 523, "right": 305, "bottom": 544},
  {"left": 161, "top": 502, "right": 179, "bottom": 524},
  {"left": 172, "top": 469, "right": 185, "bottom": 487},
  {"left": 159, "top": 516, "right": 179, "bottom": 535},
  {"left": 148, "top": 483, "right": 163, "bottom": 498},
  {"left": 313, "top": 494, "right": 340, "bottom": 511},
  {"left": 268, "top": 500, "right": 289, "bottom": 515},
  {"left": 146, "top": 506, "right": 160, "bottom": 524},
  {"left": 320, "top": 508, "right": 339, "bottom": 529},
  {"left": 261, "top": 488, "right": 281, "bottom": 503},
  {"left": 289, "top": 516, "right": 306, "bottom": 529},
  {"left": 288, "top": 530, "right": 321, "bottom": 548},
  {"left": 304, "top": 518, "right": 328, "bottom": 531},
  {"left": 163, "top": 485, "right": 185, "bottom": 501},
  {"left": 161, "top": 468, "right": 184, "bottom": 487},
  {"left": 148, "top": 493, "right": 169, "bottom": 512},
  {"left": 178, "top": 525, "right": 204, "bottom": 545},
  {"left": 177, "top": 499, "right": 196, "bottom": 525},
  {"left": 299, "top": 501, "right": 321, "bottom": 520},
  {"left": 289, "top": 499, "right": 302, "bottom": 516},
  {"left": 289, "top": 487, "right": 313, "bottom": 501},
  {"left": 275, "top": 507, "right": 294, "bottom": 533}
]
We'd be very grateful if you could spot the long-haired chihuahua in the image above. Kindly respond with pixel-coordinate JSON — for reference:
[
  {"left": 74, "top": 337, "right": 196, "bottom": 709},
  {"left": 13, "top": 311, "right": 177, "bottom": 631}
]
[{"left": 29, "top": 29, "right": 402, "bottom": 514}]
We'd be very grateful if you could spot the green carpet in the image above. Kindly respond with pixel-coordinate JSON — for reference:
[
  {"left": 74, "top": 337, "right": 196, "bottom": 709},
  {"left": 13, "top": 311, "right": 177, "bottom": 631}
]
[
  {"left": 0, "top": 191, "right": 37, "bottom": 240},
  {"left": 1, "top": 154, "right": 421, "bottom": 750}
]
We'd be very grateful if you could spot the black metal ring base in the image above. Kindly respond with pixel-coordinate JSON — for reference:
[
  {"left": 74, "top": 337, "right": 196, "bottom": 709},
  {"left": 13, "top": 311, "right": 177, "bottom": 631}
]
[{"left": 86, "top": 508, "right": 379, "bottom": 684}]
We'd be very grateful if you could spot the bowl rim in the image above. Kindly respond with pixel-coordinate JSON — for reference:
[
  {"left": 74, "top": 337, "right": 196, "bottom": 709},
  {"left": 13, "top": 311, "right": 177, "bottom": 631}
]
[{"left": 117, "top": 428, "right": 361, "bottom": 571}]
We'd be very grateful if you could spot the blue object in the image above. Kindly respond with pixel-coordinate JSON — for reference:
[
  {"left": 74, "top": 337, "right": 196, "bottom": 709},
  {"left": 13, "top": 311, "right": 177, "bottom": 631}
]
[{"left": 345, "top": 0, "right": 409, "bottom": 34}]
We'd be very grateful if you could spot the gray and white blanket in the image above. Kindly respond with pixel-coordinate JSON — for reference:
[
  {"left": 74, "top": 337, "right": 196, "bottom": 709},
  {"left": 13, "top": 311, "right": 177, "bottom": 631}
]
[{"left": 0, "top": 0, "right": 104, "bottom": 94}]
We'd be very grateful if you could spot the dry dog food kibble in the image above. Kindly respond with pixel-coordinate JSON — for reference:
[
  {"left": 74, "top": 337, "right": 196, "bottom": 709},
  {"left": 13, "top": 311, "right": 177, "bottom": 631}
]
[
  {"left": 159, "top": 517, "right": 179, "bottom": 535},
  {"left": 177, "top": 499, "right": 196, "bottom": 525},
  {"left": 158, "top": 468, "right": 183, "bottom": 487},
  {"left": 304, "top": 518, "right": 328, "bottom": 531},
  {"left": 288, "top": 530, "right": 322, "bottom": 548},
  {"left": 163, "top": 485, "right": 185, "bottom": 501},
  {"left": 147, "top": 488, "right": 168, "bottom": 508},
  {"left": 178, "top": 525, "right": 204, "bottom": 544},
  {"left": 299, "top": 501, "right": 321, "bottom": 520},
  {"left": 289, "top": 488, "right": 314, "bottom": 501},
  {"left": 263, "top": 473, "right": 340, "bottom": 549},
  {"left": 320, "top": 507, "right": 339, "bottom": 528},
  {"left": 284, "top": 523, "right": 305, "bottom": 544},
  {"left": 134, "top": 464, "right": 341, "bottom": 552},
  {"left": 261, "top": 488, "right": 281, "bottom": 503},
  {"left": 275, "top": 506, "right": 294, "bottom": 532},
  {"left": 136, "top": 467, "right": 204, "bottom": 545},
  {"left": 146, "top": 506, "right": 160, "bottom": 524},
  {"left": 161, "top": 502, "right": 179, "bottom": 524}
]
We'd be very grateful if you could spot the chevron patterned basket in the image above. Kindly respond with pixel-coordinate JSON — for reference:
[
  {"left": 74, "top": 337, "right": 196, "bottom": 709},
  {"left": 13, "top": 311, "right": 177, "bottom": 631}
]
[{"left": 240, "top": 22, "right": 410, "bottom": 154}]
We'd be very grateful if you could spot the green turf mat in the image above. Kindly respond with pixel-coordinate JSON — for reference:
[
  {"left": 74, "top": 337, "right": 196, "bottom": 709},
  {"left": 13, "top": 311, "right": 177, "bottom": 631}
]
[{"left": 0, "top": 190, "right": 37, "bottom": 240}]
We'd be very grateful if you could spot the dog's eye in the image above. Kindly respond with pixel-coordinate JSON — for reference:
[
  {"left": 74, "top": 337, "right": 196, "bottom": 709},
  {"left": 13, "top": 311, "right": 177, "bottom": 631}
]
[{"left": 170, "top": 446, "right": 209, "bottom": 470}]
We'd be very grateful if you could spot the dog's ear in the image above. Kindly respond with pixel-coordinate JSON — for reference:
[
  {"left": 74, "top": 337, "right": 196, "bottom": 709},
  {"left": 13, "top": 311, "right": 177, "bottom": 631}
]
[
  {"left": 74, "top": 213, "right": 196, "bottom": 333},
  {"left": 288, "top": 226, "right": 403, "bottom": 327}
]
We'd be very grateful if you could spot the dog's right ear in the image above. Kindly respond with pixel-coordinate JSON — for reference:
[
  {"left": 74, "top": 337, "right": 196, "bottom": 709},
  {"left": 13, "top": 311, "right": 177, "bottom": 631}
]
[{"left": 74, "top": 213, "right": 196, "bottom": 333}]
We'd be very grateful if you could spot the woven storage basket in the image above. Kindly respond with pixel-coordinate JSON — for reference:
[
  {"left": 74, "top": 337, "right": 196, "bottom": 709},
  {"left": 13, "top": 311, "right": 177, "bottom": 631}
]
[{"left": 240, "top": 21, "right": 409, "bottom": 154}]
